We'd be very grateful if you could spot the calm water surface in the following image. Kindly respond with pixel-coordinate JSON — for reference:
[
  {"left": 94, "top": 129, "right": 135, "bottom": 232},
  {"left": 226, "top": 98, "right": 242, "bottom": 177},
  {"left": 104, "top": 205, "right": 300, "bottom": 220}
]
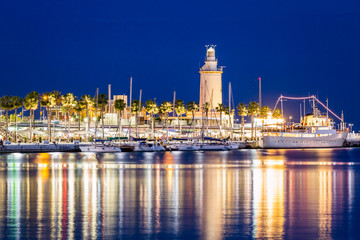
[{"left": 0, "top": 148, "right": 360, "bottom": 239}]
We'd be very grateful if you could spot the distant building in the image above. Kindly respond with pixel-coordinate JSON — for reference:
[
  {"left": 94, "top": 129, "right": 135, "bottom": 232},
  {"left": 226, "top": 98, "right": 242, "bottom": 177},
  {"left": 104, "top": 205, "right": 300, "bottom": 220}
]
[{"left": 104, "top": 94, "right": 128, "bottom": 125}]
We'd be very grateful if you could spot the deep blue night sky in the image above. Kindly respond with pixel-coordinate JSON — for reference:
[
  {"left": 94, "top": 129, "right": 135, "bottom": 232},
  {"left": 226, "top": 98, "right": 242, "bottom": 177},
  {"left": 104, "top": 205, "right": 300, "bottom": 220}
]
[{"left": 1, "top": 0, "right": 359, "bottom": 128}]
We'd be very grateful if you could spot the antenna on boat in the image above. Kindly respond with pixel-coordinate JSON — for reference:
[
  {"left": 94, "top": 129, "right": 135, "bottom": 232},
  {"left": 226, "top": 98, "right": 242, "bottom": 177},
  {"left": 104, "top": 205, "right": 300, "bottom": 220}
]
[
  {"left": 280, "top": 95, "right": 284, "bottom": 119},
  {"left": 258, "top": 77, "right": 262, "bottom": 108},
  {"left": 303, "top": 99, "right": 306, "bottom": 117},
  {"left": 326, "top": 98, "right": 329, "bottom": 118}
]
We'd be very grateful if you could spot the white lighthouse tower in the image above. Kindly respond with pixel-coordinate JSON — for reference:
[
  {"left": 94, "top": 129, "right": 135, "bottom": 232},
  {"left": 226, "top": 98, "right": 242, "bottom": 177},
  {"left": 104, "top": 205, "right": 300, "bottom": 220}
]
[{"left": 199, "top": 45, "right": 223, "bottom": 109}]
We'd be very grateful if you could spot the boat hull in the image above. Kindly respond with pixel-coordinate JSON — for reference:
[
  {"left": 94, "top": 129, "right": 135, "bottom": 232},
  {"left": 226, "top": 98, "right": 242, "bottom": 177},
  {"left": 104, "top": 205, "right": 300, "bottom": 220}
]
[
  {"left": 134, "top": 145, "right": 165, "bottom": 152},
  {"left": 260, "top": 132, "right": 348, "bottom": 149},
  {"left": 0, "top": 144, "right": 79, "bottom": 153},
  {"left": 224, "top": 142, "right": 246, "bottom": 150},
  {"left": 177, "top": 145, "right": 200, "bottom": 151},
  {"left": 80, "top": 146, "right": 121, "bottom": 153},
  {"left": 199, "top": 144, "right": 228, "bottom": 151}
]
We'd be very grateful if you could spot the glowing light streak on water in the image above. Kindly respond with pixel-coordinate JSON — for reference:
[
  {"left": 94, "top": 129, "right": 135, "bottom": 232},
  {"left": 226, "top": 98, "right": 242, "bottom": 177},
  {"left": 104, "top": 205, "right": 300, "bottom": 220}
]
[{"left": 0, "top": 149, "right": 359, "bottom": 239}]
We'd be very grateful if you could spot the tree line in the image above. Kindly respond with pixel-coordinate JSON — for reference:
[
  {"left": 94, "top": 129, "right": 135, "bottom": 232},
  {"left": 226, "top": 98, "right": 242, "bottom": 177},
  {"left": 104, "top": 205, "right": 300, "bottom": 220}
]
[{"left": 0, "top": 91, "right": 281, "bottom": 142}]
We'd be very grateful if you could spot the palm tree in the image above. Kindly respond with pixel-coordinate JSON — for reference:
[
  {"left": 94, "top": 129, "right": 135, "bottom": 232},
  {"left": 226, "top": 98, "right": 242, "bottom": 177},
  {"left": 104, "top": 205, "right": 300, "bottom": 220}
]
[
  {"left": 248, "top": 101, "right": 260, "bottom": 140},
  {"left": 215, "top": 103, "right": 225, "bottom": 138},
  {"left": 260, "top": 106, "right": 271, "bottom": 132},
  {"left": 215, "top": 103, "right": 225, "bottom": 126},
  {"left": 186, "top": 101, "right": 199, "bottom": 137},
  {"left": 225, "top": 105, "right": 235, "bottom": 127},
  {"left": 12, "top": 96, "right": 23, "bottom": 142},
  {"left": 73, "top": 100, "right": 84, "bottom": 131},
  {"left": 97, "top": 94, "right": 108, "bottom": 139},
  {"left": 24, "top": 91, "right": 39, "bottom": 142},
  {"left": 272, "top": 108, "right": 282, "bottom": 118},
  {"left": 272, "top": 108, "right": 282, "bottom": 131},
  {"left": 145, "top": 100, "right": 158, "bottom": 138},
  {"left": 40, "top": 92, "right": 56, "bottom": 141},
  {"left": 80, "top": 95, "right": 94, "bottom": 141},
  {"left": 114, "top": 99, "right": 126, "bottom": 139},
  {"left": 175, "top": 100, "right": 186, "bottom": 137},
  {"left": 203, "top": 102, "right": 211, "bottom": 132},
  {"left": 52, "top": 90, "right": 62, "bottom": 120},
  {"left": 160, "top": 101, "right": 173, "bottom": 140},
  {"left": 260, "top": 106, "right": 271, "bottom": 119},
  {"left": 61, "top": 93, "right": 75, "bottom": 142},
  {"left": 225, "top": 105, "right": 234, "bottom": 139},
  {"left": 237, "top": 103, "right": 248, "bottom": 141},
  {"left": 131, "top": 100, "right": 140, "bottom": 138},
  {"left": 0, "top": 96, "right": 14, "bottom": 141}
]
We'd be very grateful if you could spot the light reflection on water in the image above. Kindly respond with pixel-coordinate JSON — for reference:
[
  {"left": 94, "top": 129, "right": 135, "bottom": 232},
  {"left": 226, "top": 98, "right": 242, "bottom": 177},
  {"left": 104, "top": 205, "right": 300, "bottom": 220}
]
[{"left": 0, "top": 149, "right": 359, "bottom": 239}]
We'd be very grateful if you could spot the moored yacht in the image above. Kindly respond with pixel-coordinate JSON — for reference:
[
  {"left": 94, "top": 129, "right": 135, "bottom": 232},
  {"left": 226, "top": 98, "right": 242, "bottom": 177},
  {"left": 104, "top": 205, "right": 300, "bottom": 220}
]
[
  {"left": 80, "top": 141, "right": 121, "bottom": 153},
  {"left": 134, "top": 142, "right": 165, "bottom": 152},
  {"left": 260, "top": 95, "right": 348, "bottom": 149},
  {"left": 198, "top": 143, "right": 228, "bottom": 151},
  {"left": 260, "top": 126, "right": 348, "bottom": 149}
]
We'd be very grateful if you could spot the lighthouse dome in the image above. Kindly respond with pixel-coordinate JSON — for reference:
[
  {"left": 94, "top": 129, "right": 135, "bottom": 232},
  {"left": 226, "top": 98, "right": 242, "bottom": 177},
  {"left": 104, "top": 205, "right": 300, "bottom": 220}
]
[{"left": 206, "top": 47, "right": 216, "bottom": 60}]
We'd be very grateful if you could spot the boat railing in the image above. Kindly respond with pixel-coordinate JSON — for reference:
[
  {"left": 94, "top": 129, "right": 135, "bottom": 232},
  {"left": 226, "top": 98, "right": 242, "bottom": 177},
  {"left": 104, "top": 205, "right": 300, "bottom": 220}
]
[{"left": 347, "top": 133, "right": 360, "bottom": 139}]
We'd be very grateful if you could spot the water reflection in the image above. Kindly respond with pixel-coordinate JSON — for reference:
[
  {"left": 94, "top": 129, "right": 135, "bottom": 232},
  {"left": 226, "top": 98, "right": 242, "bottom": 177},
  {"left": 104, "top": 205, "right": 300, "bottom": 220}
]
[{"left": 0, "top": 149, "right": 359, "bottom": 239}]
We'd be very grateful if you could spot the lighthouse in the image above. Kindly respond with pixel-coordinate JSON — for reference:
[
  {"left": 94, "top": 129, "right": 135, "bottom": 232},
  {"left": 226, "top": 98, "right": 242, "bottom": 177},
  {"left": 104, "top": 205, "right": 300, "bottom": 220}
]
[{"left": 199, "top": 45, "right": 223, "bottom": 109}]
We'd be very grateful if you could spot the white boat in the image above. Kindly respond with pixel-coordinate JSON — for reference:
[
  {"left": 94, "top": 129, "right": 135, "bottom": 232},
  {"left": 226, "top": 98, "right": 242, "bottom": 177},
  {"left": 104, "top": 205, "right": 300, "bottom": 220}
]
[
  {"left": 260, "top": 95, "right": 349, "bottom": 149},
  {"left": 80, "top": 142, "right": 121, "bottom": 153},
  {"left": 199, "top": 143, "right": 228, "bottom": 151},
  {"left": 80, "top": 145, "right": 121, "bottom": 153},
  {"left": 344, "top": 132, "right": 360, "bottom": 147},
  {"left": 260, "top": 126, "right": 348, "bottom": 149},
  {"left": 177, "top": 144, "right": 200, "bottom": 151},
  {"left": 224, "top": 142, "right": 246, "bottom": 150},
  {"left": 134, "top": 142, "right": 165, "bottom": 152}
]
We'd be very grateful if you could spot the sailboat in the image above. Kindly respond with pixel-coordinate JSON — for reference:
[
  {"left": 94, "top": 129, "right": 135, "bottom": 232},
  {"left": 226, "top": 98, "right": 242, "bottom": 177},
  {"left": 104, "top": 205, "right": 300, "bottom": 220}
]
[
  {"left": 80, "top": 140, "right": 121, "bottom": 152},
  {"left": 80, "top": 88, "right": 121, "bottom": 153}
]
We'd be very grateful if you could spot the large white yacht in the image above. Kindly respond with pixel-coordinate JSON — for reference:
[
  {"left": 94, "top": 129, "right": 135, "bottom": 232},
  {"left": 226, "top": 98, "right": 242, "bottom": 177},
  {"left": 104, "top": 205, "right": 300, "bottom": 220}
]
[
  {"left": 260, "top": 100, "right": 348, "bottom": 149},
  {"left": 260, "top": 126, "right": 348, "bottom": 149}
]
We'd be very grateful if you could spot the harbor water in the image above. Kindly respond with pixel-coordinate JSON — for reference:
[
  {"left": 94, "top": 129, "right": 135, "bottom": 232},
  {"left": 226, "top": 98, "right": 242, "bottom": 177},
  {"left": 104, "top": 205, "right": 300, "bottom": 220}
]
[{"left": 0, "top": 149, "right": 359, "bottom": 239}]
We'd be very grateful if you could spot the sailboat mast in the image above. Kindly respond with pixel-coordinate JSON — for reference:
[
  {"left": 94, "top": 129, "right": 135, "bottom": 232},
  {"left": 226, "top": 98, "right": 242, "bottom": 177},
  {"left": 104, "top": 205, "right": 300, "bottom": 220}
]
[
  {"left": 138, "top": 89, "right": 142, "bottom": 138},
  {"left": 228, "top": 82, "right": 231, "bottom": 112},
  {"left": 128, "top": 77, "right": 133, "bottom": 140},
  {"left": 95, "top": 88, "right": 99, "bottom": 140},
  {"left": 201, "top": 80, "right": 206, "bottom": 142},
  {"left": 229, "top": 82, "right": 233, "bottom": 139},
  {"left": 129, "top": 77, "right": 132, "bottom": 108},
  {"left": 139, "top": 89, "right": 142, "bottom": 116},
  {"left": 172, "top": 91, "right": 176, "bottom": 117}
]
